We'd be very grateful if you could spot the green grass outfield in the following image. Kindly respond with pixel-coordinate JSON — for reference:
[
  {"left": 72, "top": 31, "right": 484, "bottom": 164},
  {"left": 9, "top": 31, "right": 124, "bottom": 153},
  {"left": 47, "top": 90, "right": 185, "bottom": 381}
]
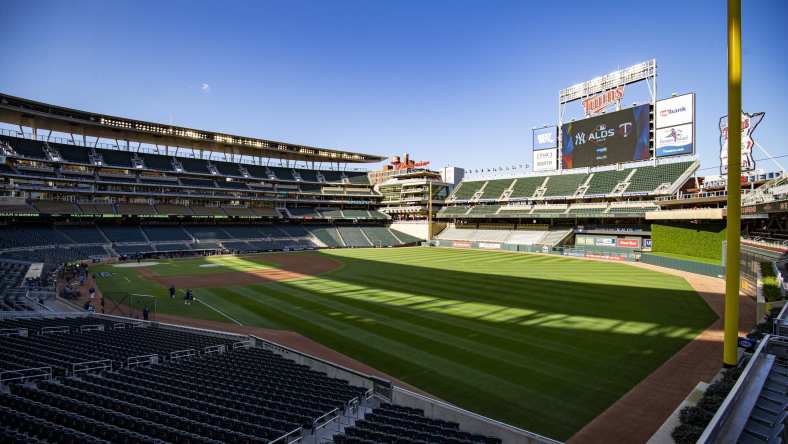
[{"left": 92, "top": 247, "right": 717, "bottom": 440}]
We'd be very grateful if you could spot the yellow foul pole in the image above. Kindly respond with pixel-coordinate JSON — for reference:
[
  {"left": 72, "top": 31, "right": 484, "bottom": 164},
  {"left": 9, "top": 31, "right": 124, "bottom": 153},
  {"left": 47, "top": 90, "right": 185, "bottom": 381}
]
[{"left": 724, "top": 0, "right": 742, "bottom": 367}]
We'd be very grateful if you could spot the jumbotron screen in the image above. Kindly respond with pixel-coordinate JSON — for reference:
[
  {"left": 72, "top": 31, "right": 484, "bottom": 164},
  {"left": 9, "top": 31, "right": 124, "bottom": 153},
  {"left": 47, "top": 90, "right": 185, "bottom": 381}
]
[{"left": 561, "top": 104, "right": 651, "bottom": 169}]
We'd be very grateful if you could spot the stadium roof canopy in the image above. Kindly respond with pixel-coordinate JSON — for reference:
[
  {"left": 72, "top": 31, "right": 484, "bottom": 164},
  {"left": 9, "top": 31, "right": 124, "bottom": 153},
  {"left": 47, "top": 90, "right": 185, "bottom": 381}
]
[{"left": 0, "top": 93, "right": 385, "bottom": 164}]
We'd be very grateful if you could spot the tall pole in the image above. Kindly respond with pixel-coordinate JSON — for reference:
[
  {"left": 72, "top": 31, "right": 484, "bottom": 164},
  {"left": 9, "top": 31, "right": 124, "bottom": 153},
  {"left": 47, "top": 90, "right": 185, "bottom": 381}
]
[{"left": 723, "top": 0, "right": 742, "bottom": 367}]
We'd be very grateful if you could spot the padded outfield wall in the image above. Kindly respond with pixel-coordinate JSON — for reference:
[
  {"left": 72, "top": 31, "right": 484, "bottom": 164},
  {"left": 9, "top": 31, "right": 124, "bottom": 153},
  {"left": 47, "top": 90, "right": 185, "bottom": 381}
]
[{"left": 650, "top": 222, "right": 726, "bottom": 261}]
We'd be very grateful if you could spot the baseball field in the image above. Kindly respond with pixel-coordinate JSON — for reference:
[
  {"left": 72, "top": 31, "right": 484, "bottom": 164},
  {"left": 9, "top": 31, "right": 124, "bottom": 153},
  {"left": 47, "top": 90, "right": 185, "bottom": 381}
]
[{"left": 92, "top": 247, "right": 718, "bottom": 440}]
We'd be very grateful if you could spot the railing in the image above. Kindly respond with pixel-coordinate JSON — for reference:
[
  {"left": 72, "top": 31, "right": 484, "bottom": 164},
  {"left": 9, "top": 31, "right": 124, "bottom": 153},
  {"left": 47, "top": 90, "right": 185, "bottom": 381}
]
[
  {"left": 268, "top": 427, "right": 303, "bottom": 444},
  {"left": 697, "top": 336, "right": 772, "bottom": 443},
  {"left": 0, "top": 366, "right": 52, "bottom": 385},
  {"left": 72, "top": 359, "right": 112, "bottom": 374},
  {"left": 169, "top": 349, "right": 197, "bottom": 361},
  {"left": 40, "top": 325, "right": 70, "bottom": 335},
  {"left": 0, "top": 328, "right": 28, "bottom": 337},
  {"left": 79, "top": 324, "right": 106, "bottom": 332},
  {"left": 204, "top": 344, "right": 226, "bottom": 355},
  {"left": 127, "top": 354, "right": 160, "bottom": 368},
  {"left": 232, "top": 339, "right": 253, "bottom": 349}
]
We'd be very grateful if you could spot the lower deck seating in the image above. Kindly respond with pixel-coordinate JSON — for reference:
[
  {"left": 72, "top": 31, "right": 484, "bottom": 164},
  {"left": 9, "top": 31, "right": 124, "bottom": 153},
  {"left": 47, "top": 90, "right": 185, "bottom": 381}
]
[
  {"left": 0, "top": 316, "right": 368, "bottom": 444},
  {"left": 335, "top": 403, "right": 501, "bottom": 444}
]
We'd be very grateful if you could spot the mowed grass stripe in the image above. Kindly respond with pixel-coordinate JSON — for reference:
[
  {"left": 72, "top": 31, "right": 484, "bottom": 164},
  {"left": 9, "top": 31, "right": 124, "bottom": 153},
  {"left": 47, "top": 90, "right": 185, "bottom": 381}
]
[
  {"left": 289, "top": 275, "right": 666, "bottom": 389},
  {"left": 223, "top": 283, "right": 587, "bottom": 435}
]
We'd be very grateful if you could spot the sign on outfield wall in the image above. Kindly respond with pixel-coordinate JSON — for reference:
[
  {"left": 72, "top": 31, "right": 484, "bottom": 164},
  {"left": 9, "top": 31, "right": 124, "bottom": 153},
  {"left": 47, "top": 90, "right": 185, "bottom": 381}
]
[
  {"left": 616, "top": 238, "right": 641, "bottom": 248},
  {"left": 533, "top": 148, "right": 559, "bottom": 172},
  {"left": 656, "top": 94, "right": 694, "bottom": 129},
  {"left": 655, "top": 123, "right": 694, "bottom": 157},
  {"left": 532, "top": 126, "right": 558, "bottom": 150},
  {"left": 478, "top": 242, "right": 501, "bottom": 250},
  {"left": 453, "top": 241, "right": 472, "bottom": 248}
]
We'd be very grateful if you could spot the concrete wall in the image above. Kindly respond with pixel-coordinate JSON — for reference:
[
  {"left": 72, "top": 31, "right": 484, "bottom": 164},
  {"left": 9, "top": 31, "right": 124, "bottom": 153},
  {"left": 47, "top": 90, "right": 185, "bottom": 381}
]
[
  {"left": 392, "top": 387, "right": 559, "bottom": 444},
  {"left": 390, "top": 221, "right": 430, "bottom": 240}
]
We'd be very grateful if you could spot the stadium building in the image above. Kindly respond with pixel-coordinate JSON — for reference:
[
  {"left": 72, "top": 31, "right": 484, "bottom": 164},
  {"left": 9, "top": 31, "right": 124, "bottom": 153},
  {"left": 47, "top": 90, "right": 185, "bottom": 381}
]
[{"left": 1, "top": 56, "right": 787, "bottom": 444}]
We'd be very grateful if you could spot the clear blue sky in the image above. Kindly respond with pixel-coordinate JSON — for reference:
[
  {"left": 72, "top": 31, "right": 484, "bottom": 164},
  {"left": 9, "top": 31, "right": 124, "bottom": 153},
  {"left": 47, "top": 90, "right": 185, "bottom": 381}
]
[{"left": 1, "top": 0, "right": 786, "bottom": 174}]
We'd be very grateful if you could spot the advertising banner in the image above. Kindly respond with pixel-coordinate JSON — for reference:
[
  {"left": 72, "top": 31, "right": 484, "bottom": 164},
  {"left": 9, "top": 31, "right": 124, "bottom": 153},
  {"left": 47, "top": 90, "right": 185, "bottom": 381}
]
[
  {"left": 720, "top": 111, "right": 765, "bottom": 174},
  {"left": 656, "top": 94, "right": 694, "bottom": 128},
  {"left": 561, "top": 104, "right": 651, "bottom": 169},
  {"left": 453, "top": 241, "right": 472, "bottom": 248},
  {"left": 533, "top": 126, "right": 558, "bottom": 150},
  {"left": 655, "top": 123, "right": 694, "bottom": 157},
  {"left": 616, "top": 238, "right": 641, "bottom": 248},
  {"left": 643, "top": 238, "right": 652, "bottom": 249},
  {"left": 594, "top": 237, "right": 616, "bottom": 247},
  {"left": 478, "top": 242, "right": 501, "bottom": 250},
  {"left": 533, "top": 148, "right": 559, "bottom": 172}
]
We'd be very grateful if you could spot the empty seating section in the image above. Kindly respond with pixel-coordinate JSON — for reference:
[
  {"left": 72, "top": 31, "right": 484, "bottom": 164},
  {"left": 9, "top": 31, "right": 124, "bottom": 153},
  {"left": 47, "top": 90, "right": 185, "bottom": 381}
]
[
  {"left": 542, "top": 173, "right": 587, "bottom": 197},
  {"left": 451, "top": 181, "right": 484, "bottom": 200},
  {"left": 437, "top": 206, "right": 471, "bottom": 217},
  {"left": 142, "top": 226, "right": 192, "bottom": 242},
  {"left": 584, "top": 169, "right": 631, "bottom": 195},
  {"left": 0, "top": 261, "right": 31, "bottom": 311},
  {"left": 222, "top": 226, "right": 268, "bottom": 239},
  {"left": 0, "top": 201, "right": 35, "bottom": 216},
  {"left": 154, "top": 204, "right": 193, "bottom": 216},
  {"left": 337, "top": 227, "right": 372, "bottom": 247},
  {"left": 184, "top": 226, "right": 232, "bottom": 240},
  {"left": 289, "top": 207, "right": 321, "bottom": 218},
  {"left": 213, "top": 161, "right": 241, "bottom": 176},
  {"left": 245, "top": 165, "right": 270, "bottom": 179},
  {"left": 346, "top": 172, "right": 369, "bottom": 185},
  {"left": 180, "top": 177, "right": 215, "bottom": 188},
  {"left": 342, "top": 209, "right": 372, "bottom": 219},
  {"left": 319, "top": 208, "right": 344, "bottom": 218},
  {"left": 99, "top": 226, "right": 146, "bottom": 243},
  {"left": 270, "top": 167, "right": 294, "bottom": 181},
  {"left": 96, "top": 149, "right": 133, "bottom": 167},
  {"left": 77, "top": 203, "right": 116, "bottom": 215},
  {"left": 190, "top": 206, "right": 227, "bottom": 216},
  {"left": 625, "top": 161, "right": 694, "bottom": 194},
  {"left": 362, "top": 227, "right": 402, "bottom": 246},
  {"left": 220, "top": 207, "right": 256, "bottom": 217},
  {"left": 53, "top": 143, "right": 91, "bottom": 164},
  {"left": 310, "top": 226, "right": 344, "bottom": 247},
  {"left": 178, "top": 158, "right": 211, "bottom": 174},
  {"left": 508, "top": 176, "right": 544, "bottom": 199},
  {"left": 56, "top": 226, "right": 106, "bottom": 244},
  {"left": 467, "top": 205, "right": 500, "bottom": 217},
  {"left": 139, "top": 153, "right": 174, "bottom": 171},
  {"left": 115, "top": 203, "right": 157, "bottom": 215},
  {"left": 321, "top": 170, "right": 343, "bottom": 182},
  {"left": 0, "top": 226, "right": 71, "bottom": 249},
  {"left": 1, "top": 135, "right": 47, "bottom": 159},
  {"left": 296, "top": 169, "right": 318, "bottom": 182},
  {"left": 32, "top": 200, "right": 81, "bottom": 215},
  {"left": 479, "top": 179, "right": 512, "bottom": 200},
  {"left": 335, "top": 403, "right": 501, "bottom": 444}
]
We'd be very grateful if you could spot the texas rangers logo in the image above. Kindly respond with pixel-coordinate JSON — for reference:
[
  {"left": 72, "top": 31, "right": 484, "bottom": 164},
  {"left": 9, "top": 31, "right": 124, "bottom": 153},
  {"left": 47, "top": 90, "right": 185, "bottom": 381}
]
[{"left": 720, "top": 111, "right": 765, "bottom": 174}]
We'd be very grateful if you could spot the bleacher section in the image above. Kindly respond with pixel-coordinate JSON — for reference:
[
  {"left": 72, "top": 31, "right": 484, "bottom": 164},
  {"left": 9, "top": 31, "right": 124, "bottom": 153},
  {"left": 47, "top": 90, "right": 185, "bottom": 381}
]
[
  {"left": 450, "top": 181, "right": 486, "bottom": 201},
  {"left": 542, "top": 173, "right": 588, "bottom": 197},
  {"left": 479, "top": 179, "right": 512, "bottom": 201},
  {"left": 584, "top": 169, "right": 632, "bottom": 196},
  {"left": 337, "top": 226, "right": 372, "bottom": 247},
  {"left": 624, "top": 161, "right": 694, "bottom": 194}
]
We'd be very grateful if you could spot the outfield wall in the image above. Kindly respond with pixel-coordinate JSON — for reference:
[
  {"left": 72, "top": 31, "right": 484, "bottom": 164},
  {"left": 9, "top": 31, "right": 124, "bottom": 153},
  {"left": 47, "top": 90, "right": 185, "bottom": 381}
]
[
  {"left": 651, "top": 222, "right": 725, "bottom": 261},
  {"left": 429, "top": 239, "right": 638, "bottom": 261}
]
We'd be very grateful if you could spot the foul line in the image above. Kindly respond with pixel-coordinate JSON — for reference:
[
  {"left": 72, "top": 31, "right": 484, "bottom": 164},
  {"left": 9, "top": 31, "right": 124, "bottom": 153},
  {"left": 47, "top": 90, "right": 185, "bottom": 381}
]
[{"left": 196, "top": 298, "right": 243, "bottom": 326}]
